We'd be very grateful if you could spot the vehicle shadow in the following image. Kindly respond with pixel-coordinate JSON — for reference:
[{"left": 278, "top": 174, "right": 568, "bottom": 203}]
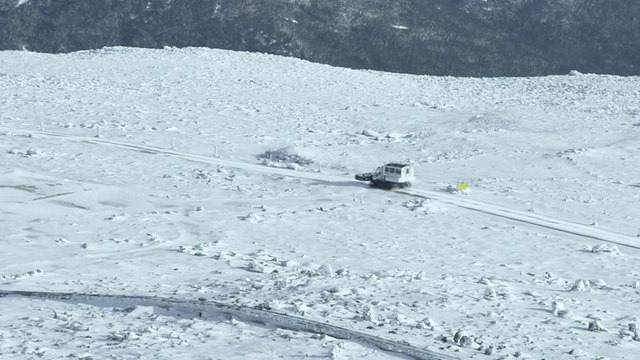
[{"left": 308, "top": 180, "right": 371, "bottom": 188}]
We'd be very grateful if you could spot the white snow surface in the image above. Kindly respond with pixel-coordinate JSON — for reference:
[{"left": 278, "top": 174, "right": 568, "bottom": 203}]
[{"left": 1, "top": 46, "right": 640, "bottom": 359}]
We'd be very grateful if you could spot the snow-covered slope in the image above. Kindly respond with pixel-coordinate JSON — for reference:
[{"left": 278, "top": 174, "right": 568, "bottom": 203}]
[{"left": 1, "top": 47, "right": 639, "bottom": 359}]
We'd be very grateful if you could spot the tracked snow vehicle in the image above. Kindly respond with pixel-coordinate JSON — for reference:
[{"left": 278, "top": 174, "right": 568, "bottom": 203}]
[{"left": 355, "top": 163, "right": 415, "bottom": 189}]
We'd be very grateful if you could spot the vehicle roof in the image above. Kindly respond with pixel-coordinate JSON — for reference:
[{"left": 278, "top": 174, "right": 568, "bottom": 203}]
[{"left": 384, "top": 163, "right": 411, "bottom": 168}]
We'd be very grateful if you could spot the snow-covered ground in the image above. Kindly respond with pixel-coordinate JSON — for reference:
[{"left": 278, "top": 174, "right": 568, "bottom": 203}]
[{"left": 1, "top": 47, "right": 639, "bottom": 359}]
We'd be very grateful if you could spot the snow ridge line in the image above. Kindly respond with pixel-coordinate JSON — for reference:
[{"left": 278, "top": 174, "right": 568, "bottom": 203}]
[
  {"left": 4, "top": 126, "right": 638, "bottom": 250},
  {"left": 0, "top": 290, "right": 460, "bottom": 360}
]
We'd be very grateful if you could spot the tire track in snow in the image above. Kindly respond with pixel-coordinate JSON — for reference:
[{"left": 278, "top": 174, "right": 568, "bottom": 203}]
[
  {"left": 3, "top": 126, "right": 639, "bottom": 250},
  {"left": 0, "top": 290, "right": 460, "bottom": 360}
]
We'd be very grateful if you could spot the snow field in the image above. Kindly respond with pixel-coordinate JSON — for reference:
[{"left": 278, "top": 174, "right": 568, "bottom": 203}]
[{"left": 1, "top": 47, "right": 640, "bottom": 359}]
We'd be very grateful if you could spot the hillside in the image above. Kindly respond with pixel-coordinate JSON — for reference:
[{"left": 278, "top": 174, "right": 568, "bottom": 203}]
[
  {"left": 1, "top": 47, "right": 640, "bottom": 359},
  {"left": 0, "top": 0, "right": 638, "bottom": 76}
]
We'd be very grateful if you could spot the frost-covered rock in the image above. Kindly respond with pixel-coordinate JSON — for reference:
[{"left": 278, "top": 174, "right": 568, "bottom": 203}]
[
  {"left": 459, "top": 335, "right": 473, "bottom": 347},
  {"left": 266, "top": 299, "right": 288, "bottom": 311},
  {"left": 246, "top": 261, "right": 267, "bottom": 273},
  {"left": 551, "top": 300, "right": 569, "bottom": 318},
  {"left": 546, "top": 276, "right": 567, "bottom": 287},
  {"left": 588, "top": 320, "right": 608, "bottom": 332},
  {"left": 329, "top": 341, "right": 346, "bottom": 360},
  {"left": 108, "top": 331, "right": 139, "bottom": 343},
  {"left": 453, "top": 330, "right": 465, "bottom": 343},
  {"left": 362, "top": 305, "right": 376, "bottom": 322},
  {"left": 294, "top": 302, "right": 311, "bottom": 315},
  {"left": 403, "top": 199, "right": 428, "bottom": 212},
  {"left": 316, "top": 264, "right": 334, "bottom": 277},
  {"left": 65, "top": 321, "right": 89, "bottom": 331},
  {"left": 591, "top": 244, "right": 620, "bottom": 254},
  {"left": 416, "top": 317, "right": 436, "bottom": 330},
  {"left": 453, "top": 330, "right": 475, "bottom": 347},
  {"left": 484, "top": 287, "right": 497, "bottom": 301},
  {"left": 571, "top": 279, "right": 590, "bottom": 291},
  {"left": 238, "top": 213, "right": 262, "bottom": 222},
  {"left": 628, "top": 323, "right": 640, "bottom": 341},
  {"left": 258, "top": 147, "right": 313, "bottom": 165},
  {"left": 590, "top": 278, "right": 607, "bottom": 289},
  {"left": 483, "top": 345, "right": 494, "bottom": 355},
  {"left": 361, "top": 129, "right": 381, "bottom": 138},
  {"left": 568, "top": 348, "right": 587, "bottom": 356},
  {"left": 25, "top": 148, "right": 41, "bottom": 156},
  {"left": 386, "top": 132, "right": 405, "bottom": 139}
]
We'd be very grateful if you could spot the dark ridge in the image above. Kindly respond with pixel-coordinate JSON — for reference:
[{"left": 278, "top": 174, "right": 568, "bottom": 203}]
[{"left": 0, "top": 0, "right": 638, "bottom": 76}]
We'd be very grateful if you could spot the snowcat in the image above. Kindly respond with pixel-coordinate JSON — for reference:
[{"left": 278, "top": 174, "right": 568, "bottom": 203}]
[{"left": 355, "top": 163, "right": 415, "bottom": 189}]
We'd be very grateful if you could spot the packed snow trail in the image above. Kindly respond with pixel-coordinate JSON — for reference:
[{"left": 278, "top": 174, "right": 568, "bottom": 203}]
[
  {"left": 0, "top": 126, "right": 347, "bottom": 184},
  {"left": 2, "top": 126, "right": 639, "bottom": 250},
  {"left": 0, "top": 290, "right": 460, "bottom": 360},
  {"left": 397, "top": 188, "right": 640, "bottom": 250}
]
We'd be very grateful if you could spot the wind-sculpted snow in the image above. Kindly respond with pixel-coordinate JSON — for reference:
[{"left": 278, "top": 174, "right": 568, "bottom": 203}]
[{"left": 0, "top": 290, "right": 459, "bottom": 360}]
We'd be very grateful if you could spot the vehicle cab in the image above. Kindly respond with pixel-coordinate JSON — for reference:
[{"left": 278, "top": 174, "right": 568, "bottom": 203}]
[{"left": 375, "top": 163, "right": 415, "bottom": 184}]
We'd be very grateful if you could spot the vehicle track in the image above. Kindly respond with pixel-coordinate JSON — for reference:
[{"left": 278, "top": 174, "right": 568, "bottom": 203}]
[
  {"left": 3, "top": 126, "right": 638, "bottom": 250},
  {"left": 0, "top": 290, "right": 460, "bottom": 360},
  {"left": 23, "top": 128, "right": 346, "bottom": 183},
  {"left": 397, "top": 189, "right": 640, "bottom": 250}
]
